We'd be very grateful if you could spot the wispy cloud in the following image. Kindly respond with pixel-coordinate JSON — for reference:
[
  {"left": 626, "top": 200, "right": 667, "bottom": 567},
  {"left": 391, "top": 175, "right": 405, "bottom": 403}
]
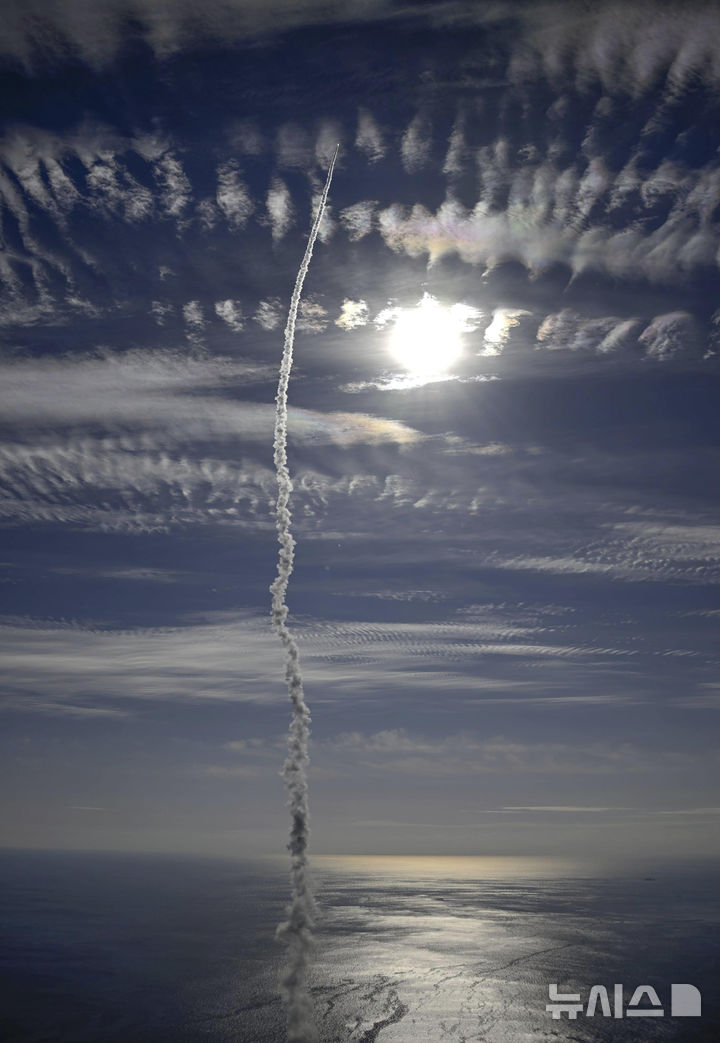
[
  {"left": 150, "top": 300, "right": 174, "bottom": 325},
  {"left": 400, "top": 113, "right": 432, "bottom": 174},
  {"left": 182, "top": 300, "right": 205, "bottom": 330},
  {"left": 482, "top": 309, "right": 532, "bottom": 354},
  {"left": 215, "top": 160, "right": 254, "bottom": 229},
  {"left": 266, "top": 177, "right": 294, "bottom": 242},
  {"left": 315, "top": 119, "right": 343, "bottom": 168},
  {"left": 355, "top": 108, "right": 385, "bottom": 164},
  {"left": 253, "top": 298, "right": 283, "bottom": 331},
  {"left": 0, "top": 349, "right": 424, "bottom": 528},
  {"left": 214, "top": 299, "right": 244, "bottom": 331},
  {"left": 502, "top": 806, "right": 621, "bottom": 813},
  {"left": 276, "top": 122, "right": 313, "bottom": 170},
  {"left": 639, "top": 312, "right": 703, "bottom": 361},
  {"left": 297, "top": 297, "right": 329, "bottom": 332},
  {"left": 335, "top": 299, "right": 369, "bottom": 331},
  {"left": 153, "top": 152, "right": 191, "bottom": 220},
  {"left": 374, "top": 190, "right": 720, "bottom": 284},
  {"left": 0, "top": 607, "right": 648, "bottom": 715},
  {"left": 339, "top": 201, "right": 376, "bottom": 241},
  {"left": 318, "top": 729, "right": 695, "bottom": 776},
  {"left": 508, "top": 3, "right": 720, "bottom": 97}
]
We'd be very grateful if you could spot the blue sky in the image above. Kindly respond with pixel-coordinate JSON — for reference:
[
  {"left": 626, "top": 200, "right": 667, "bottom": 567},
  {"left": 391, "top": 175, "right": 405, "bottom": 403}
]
[{"left": 1, "top": 0, "right": 719, "bottom": 862}]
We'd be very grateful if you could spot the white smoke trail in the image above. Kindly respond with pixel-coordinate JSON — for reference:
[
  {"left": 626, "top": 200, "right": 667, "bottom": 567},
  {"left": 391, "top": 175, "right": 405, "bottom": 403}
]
[{"left": 271, "top": 144, "right": 338, "bottom": 1043}]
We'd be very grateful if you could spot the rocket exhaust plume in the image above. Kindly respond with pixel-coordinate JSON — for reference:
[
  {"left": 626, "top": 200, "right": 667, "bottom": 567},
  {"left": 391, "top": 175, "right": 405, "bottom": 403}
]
[{"left": 271, "top": 144, "right": 338, "bottom": 1043}]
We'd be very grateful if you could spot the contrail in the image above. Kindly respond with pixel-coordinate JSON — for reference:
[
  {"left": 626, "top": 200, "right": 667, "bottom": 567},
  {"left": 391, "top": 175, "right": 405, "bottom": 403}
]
[{"left": 271, "top": 144, "right": 338, "bottom": 1043}]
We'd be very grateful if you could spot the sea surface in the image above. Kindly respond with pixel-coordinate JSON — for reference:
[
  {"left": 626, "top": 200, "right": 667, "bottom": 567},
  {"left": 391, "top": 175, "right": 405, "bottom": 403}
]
[{"left": 0, "top": 849, "right": 718, "bottom": 1042}]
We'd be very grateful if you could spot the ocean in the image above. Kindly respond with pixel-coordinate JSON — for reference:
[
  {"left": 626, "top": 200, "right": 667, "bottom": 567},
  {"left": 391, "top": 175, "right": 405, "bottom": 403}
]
[{"left": 1, "top": 850, "right": 718, "bottom": 1041}]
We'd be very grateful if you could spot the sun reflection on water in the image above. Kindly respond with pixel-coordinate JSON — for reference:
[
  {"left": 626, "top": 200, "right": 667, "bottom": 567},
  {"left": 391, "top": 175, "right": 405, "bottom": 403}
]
[{"left": 313, "top": 854, "right": 589, "bottom": 881}]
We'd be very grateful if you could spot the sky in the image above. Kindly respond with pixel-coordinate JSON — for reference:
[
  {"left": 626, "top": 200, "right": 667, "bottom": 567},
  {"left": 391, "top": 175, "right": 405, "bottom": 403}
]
[{"left": 1, "top": 0, "right": 719, "bottom": 864}]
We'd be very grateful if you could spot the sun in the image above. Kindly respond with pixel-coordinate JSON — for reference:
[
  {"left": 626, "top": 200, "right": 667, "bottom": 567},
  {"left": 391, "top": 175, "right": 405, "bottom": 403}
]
[{"left": 387, "top": 294, "right": 467, "bottom": 378}]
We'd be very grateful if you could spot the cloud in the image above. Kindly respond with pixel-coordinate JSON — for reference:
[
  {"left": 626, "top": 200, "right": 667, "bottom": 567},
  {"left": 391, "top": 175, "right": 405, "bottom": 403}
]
[
  {"left": 597, "top": 319, "right": 643, "bottom": 355},
  {"left": 443, "top": 114, "right": 468, "bottom": 177},
  {"left": 0, "top": 617, "right": 283, "bottom": 709},
  {"left": 400, "top": 114, "right": 432, "bottom": 174},
  {"left": 2, "top": 0, "right": 720, "bottom": 114},
  {"left": 0, "top": 0, "right": 409, "bottom": 68},
  {"left": 224, "top": 738, "right": 266, "bottom": 751},
  {"left": 214, "top": 298, "right": 244, "bottom": 331},
  {"left": 335, "top": 298, "right": 369, "bottom": 331},
  {"left": 215, "top": 160, "right": 254, "bottom": 229},
  {"left": 355, "top": 108, "right": 385, "bottom": 164},
  {"left": 0, "top": 346, "right": 426, "bottom": 529},
  {"left": 488, "top": 515, "right": 720, "bottom": 586},
  {"left": 496, "top": 806, "right": 720, "bottom": 816},
  {"left": 482, "top": 309, "right": 532, "bottom": 355},
  {"left": 502, "top": 806, "right": 620, "bottom": 813},
  {"left": 0, "top": 608, "right": 644, "bottom": 716},
  {"left": 150, "top": 300, "right": 174, "bottom": 325},
  {"left": 297, "top": 297, "right": 328, "bottom": 332},
  {"left": 196, "top": 197, "right": 220, "bottom": 230},
  {"left": 0, "top": 348, "right": 419, "bottom": 443},
  {"left": 313, "top": 189, "right": 336, "bottom": 243},
  {"left": 509, "top": 2, "right": 720, "bottom": 97},
  {"left": 276, "top": 123, "right": 313, "bottom": 170},
  {"left": 51, "top": 565, "right": 185, "bottom": 582},
  {"left": 0, "top": 615, "right": 508, "bottom": 710},
  {"left": 371, "top": 139, "right": 720, "bottom": 283},
  {"left": 612, "top": 521, "right": 720, "bottom": 568},
  {"left": 182, "top": 300, "right": 205, "bottom": 329},
  {"left": 339, "top": 201, "right": 376, "bottom": 241},
  {"left": 253, "top": 298, "right": 283, "bottom": 331},
  {"left": 536, "top": 310, "right": 623, "bottom": 353},
  {"left": 153, "top": 152, "right": 191, "bottom": 220},
  {"left": 0, "top": 440, "right": 277, "bottom": 532},
  {"left": 319, "top": 729, "right": 694, "bottom": 776},
  {"left": 226, "top": 119, "right": 265, "bottom": 156},
  {"left": 0, "top": 349, "right": 265, "bottom": 422},
  {"left": 315, "top": 119, "right": 343, "bottom": 168},
  {"left": 639, "top": 312, "right": 702, "bottom": 361},
  {"left": 448, "top": 301, "right": 484, "bottom": 332},
  {"left": 266, "top": 177, "right": 294, "bottom": 241}
]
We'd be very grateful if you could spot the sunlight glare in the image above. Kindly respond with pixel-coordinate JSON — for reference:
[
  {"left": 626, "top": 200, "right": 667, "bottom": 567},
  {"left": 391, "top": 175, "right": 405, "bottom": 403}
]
[{"left": 388, "top": 294, "right": 466, "bottom": 377}]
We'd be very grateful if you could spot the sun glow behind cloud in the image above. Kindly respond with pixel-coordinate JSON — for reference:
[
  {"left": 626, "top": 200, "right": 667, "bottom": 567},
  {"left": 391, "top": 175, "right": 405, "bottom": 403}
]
[{"left": 379, "top": 293, "right": 481, "bottom": 379}]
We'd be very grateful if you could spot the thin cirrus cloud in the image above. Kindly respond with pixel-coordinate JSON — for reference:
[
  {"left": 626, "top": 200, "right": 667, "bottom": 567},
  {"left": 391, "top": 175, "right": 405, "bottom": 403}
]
[
  {"left": 2, "top": 1, "right": 720, "bottom": 99},
  {"left": 316, "top": 729, "right": 696, "bottom": 777},
  {"left": 214, "top": 298, "right": 245, "bottom": 331},
  {"left": 0, "top": 350, "right": 420, "bottom": 445},
  {"left": 265, "top": 177, "right": 294, "bottom": 242},
  {"left": 336, "top": 298, "right": 369, "bottom": 331},
  {"left": 339, "top": 201, "right": 376, "bottom": 241},
  {"left": 2, "top": 335, "right": 717, "bottom": 598},
  {"left": 400, "top": 114, "right": 433, "bottom": 174},
  {"left": 482, "top": 523, "right": 720, "bottom": 586},
  {"left": 0, "top": 610, "right": 653, "bottom": 716},
  {"left": 215, "top": 160, "right": 254, "bottom": 229},
  {"left": 508, "top": 2, "right": 720, "bottom": 96},
  {"left": 0, "top": 348, "right": 424, "bottom": 528},
  {"left": 355, "top": 109, "right": 385, "bottom": 164},
  {"left": 253, "top": 298, "right": 283, "bottom": 331}
]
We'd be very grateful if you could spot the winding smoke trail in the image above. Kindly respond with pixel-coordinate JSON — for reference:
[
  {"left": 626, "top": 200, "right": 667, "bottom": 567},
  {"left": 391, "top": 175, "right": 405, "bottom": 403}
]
[{"left": 271, "top": 145, "right": 338, "bottom": 1043}]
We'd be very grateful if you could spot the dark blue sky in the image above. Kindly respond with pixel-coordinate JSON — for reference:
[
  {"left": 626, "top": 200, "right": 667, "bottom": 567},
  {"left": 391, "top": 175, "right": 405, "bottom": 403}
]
[{"left": 1, "top": 0, "right": 719, "bottom": 862}]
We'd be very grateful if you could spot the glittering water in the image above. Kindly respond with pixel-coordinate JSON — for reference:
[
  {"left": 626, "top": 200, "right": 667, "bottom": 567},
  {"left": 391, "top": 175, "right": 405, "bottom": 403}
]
[{"left": 1, "top": 850, "right": 718, "bottom": 1042}]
